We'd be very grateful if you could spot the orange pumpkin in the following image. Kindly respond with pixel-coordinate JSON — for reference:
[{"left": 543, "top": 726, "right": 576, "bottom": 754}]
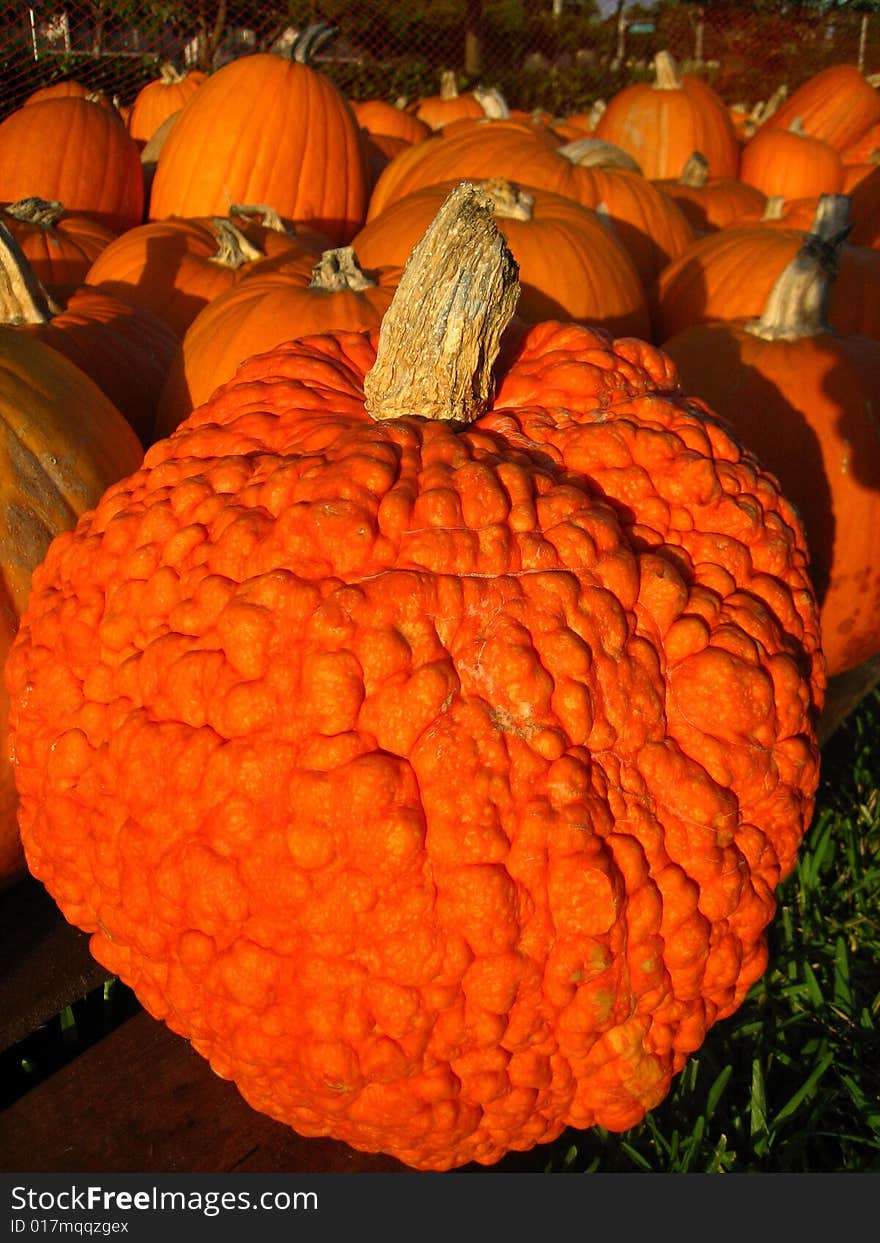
[
  {"left": 127, "top": 63, "right": 207, "bottom": 145},
  {"left": 740, "top": 119, "right": 845, "bottom": 200},
  {"left": 594, "top": 51, "right": 740, "bottom": 180},
  {"left": 653, "top": 152, "right": 767, "bottom": 234},
  {"left": 0, "top": 329, "right": 142, "bottom": 886},
  {"left": 4, "top": 185, "right": 823, "bottom": 1168},
  {"left": 653, "top": 196, "right": 879, "bottom": 343},
  {"left": 757, "top": 63, "right": 880, "bottom": 153},
  {"left": 0, "top": 221, "right": 178, "bottom": 444},
  {"left": 24, "top": 80, "right": 113, "bottom": 110},
  {"left": 148, "top": 40, "right": 369, "bottom": 244},
  {"left": 663, "top": 214, "right": 880, "bottom": 675},
  {"left": 86, "top": 209, "right": 332, "bottom": 337},
  {"left": 1, "top": 197, "right": 117, "bottom": 293},
  {"left": 352, "top": 177, "right": 650, "bottom": 338},
  {"left": 155, "top": 246, "right": 399, "bottom": 436},
  {"left": 367, "top": 123, "right": 694, "bottom": 289},
  {"left": 351, "top": 98, "right": 432, "bottom": 147},
  {"left": 0, "top": 98, "right": 144, "bottom": 233},
  {"left": 410, "top": 72, "right": 501, "bottom": 130}
]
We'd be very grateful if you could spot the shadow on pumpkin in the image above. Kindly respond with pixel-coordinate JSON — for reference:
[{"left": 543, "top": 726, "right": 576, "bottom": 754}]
[{"left": 92, "top": 229, "right": 213, "bottom": 339}]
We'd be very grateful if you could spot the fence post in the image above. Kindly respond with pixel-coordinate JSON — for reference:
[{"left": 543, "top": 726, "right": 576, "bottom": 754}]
[{"left": 465, "top": 0, "right": 483, "bottom": 77}]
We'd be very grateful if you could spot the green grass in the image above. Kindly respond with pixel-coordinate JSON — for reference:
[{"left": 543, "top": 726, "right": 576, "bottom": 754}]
[{"left": 541, "top": 687, "right": 880, "bottom": 1173}]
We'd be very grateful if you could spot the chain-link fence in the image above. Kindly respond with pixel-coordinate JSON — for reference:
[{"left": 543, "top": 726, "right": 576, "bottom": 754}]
[{"left": 2, "top": 2, "right": 878, "bottom": 122}]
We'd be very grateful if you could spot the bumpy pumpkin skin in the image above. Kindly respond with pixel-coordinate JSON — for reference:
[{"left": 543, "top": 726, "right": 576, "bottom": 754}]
[{"left": 6, "top": 322, "right": 823, "bottom": 1168}]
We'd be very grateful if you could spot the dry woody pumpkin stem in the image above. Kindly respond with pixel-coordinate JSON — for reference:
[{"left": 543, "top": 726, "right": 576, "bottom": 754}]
[
  {"left": 309, "top": 246, "right": 375, "bottom": 292},
  {"left": 0, "top": 219, "right": 58, "bottom": 324},
  {"left": 363, "top": 181, "right": 520, "bottom": 425},
  {"left": 747, "top": 193, "right": 852, "bottom": 341}
]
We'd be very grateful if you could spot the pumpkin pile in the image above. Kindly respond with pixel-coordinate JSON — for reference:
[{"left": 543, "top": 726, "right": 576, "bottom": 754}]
[{"left": 0, "top": 38, "right": 878, "bottom": 1170}]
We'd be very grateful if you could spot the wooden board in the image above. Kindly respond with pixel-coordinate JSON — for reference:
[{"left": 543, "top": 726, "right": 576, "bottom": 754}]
[
  {"left": 0, "top": 1005, "right": 545, "bottom": 1174},
  {"left": 0, "top": 876, "right": 111, "bottom": 1053}
]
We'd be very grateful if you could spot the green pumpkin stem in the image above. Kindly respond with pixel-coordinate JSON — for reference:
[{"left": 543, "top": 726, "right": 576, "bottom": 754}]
[{"left": 363, "top": 182, "right": 520, "bottom": 426}]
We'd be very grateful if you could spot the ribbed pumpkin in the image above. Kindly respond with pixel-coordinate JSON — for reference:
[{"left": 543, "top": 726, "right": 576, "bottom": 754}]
[
  {"left": 351, "top": 98, "right": 433, "bottom": 147},
  {"left": 740, "top": 119, "right": 845, "bottom": 200},
  {"left": 127, "top": 63, "right": 207, "bottom": 145},
  {"left": 4, "top": 185, "right": 824, "bottom": 1170},
  {"left": 0, "top": 221, "right": 178, "bottom": 444},
  {"left": 148, "top": 35, "right": 369, "bottom": 244},
  {"left": 352, "top": 177, "right": 650, "bottom": 338},
  {"left": 653, "top": 152, "right": 767, "bottom": 234},
  {"left": 85, "top": 209, "right": 331, "bottom": 338},
  {"left": 0, "top": 329, "right": 143, "bottom": 886},
  {"left": 653, "top": 196, "right": 879, "bottom": 343},
  {"left": 155, "top": 246, "right": 399, "bottom": 437},
  {"left": 0, "top": 97, "right": 144, "bottom": 233},
  {"left": 594, "top": 51, "right": 739, "bottom": 180},
  {"left": 411, "top": 72, "right": 505, "bottom": 130},
  {"left": 1, "top": 198, "right": 117, "bottom": 293},
  {"left": 757, "top": 63, "right": 880, "bottom": 153},
  {"left": 367, "top": 122, "right": 694, "bottom": 289},
  {"left": 663, "top": 214, "right": 880, "bottom": 676},
  {"left": 24, "top": 80, "right": 112, "bottom": 110}
]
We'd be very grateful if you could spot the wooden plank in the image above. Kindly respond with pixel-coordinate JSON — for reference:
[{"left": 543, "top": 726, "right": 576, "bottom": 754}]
[
  {"left": 0, "top": 876, "right": 111, "bottom": 1054},
  {"left": 818, "top": 653, "right": 880, "bottom": 746},
  {"left": 0, "top": 1007, "right": 545, "bottom": 1173}
]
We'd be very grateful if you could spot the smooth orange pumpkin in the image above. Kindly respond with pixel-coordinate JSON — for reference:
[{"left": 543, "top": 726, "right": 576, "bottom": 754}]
[
  {"left": 148, "top": 44, "right": 369, "bottom": 244},
  {"left": 653, "top": 196, "right": 879, "bottom": 343},
  {"left": 0, "top": 329, "right": 143, "bottom": 885},
  {"left": 594, "top": 51, "right": 740, "bottom": 180},
  {"left": 740, "top": 119, "right": 845, "bottom": 200},
  {"left": 352, "top": 177, "right": 650, "bottom": 338},
  {"left": 757, "top": 63, "right": 880, "bottom": 153},
  {"left": 0, "top": 97, "right": 144, "bottom": 233},
  {"left": 367, "top": 122, "right": 694, "bottom": 289},
  {"left": 663, "top": 213, "right": 880, "bottom": 675},
  {"left": 155, "top": 246, "right": 399, "bottom": 436},
  {"left": 1, "top": 198, "right": 117, "bottom": 293},
  {"left": 127, "top": 63, "right": 207, "bottom": 145},
  {"left": 653, "top": 152, "right": 767, "bottom": 234},
  {"left": 85, "top": 209, "right": 331, "bottom": 337},
  {"left": 0, "top": 221, "right": 178, "bottom": 444}
]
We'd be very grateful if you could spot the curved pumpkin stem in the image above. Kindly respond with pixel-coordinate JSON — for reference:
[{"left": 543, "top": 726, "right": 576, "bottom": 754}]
[
  {"left": 761, "top": 196, "right": 786, "bottom": 221},
  {"left": 290, "top": 22, "right": 336, "bottom": 65},
  {"left": 208, "top": 218, "right": 264, "bottom": 268},
  {"left": 309, "top": 247, "right": 376, "bottom": 292},
  {"left": 158, "top": 62, "right": 186, "bottom": 85},
  {"left": 679, "top": 152, "right": 709, "bottom": 187},
  {"left": 3, "top": 197, "right": 65, "bottom": 229},
  {"left": 588, "top": 99, "right": 607, "bottom": 129},
  {"left": 474, "top": 86, "right": 510, "bottom": 120},
  {"left": 0, "top": 219, "right": 58, "bottom": 325},
  {"left": 482, "top": 178, "right": 534, "bottom": 221},
  {"left": 229, "top": 203, "right": 287, "bottom": 234},
  {"left": 653, "top": 51, "right": 682, "bottom": 91},
  {"left": 558, "top": 137, "right": 642, "bottom": 173},
  {"left": 363, "top": 182, "right": 520, "bottom": 425},
  {"left": 746, "top": 194, "right": 851, "bottom": 341}
]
